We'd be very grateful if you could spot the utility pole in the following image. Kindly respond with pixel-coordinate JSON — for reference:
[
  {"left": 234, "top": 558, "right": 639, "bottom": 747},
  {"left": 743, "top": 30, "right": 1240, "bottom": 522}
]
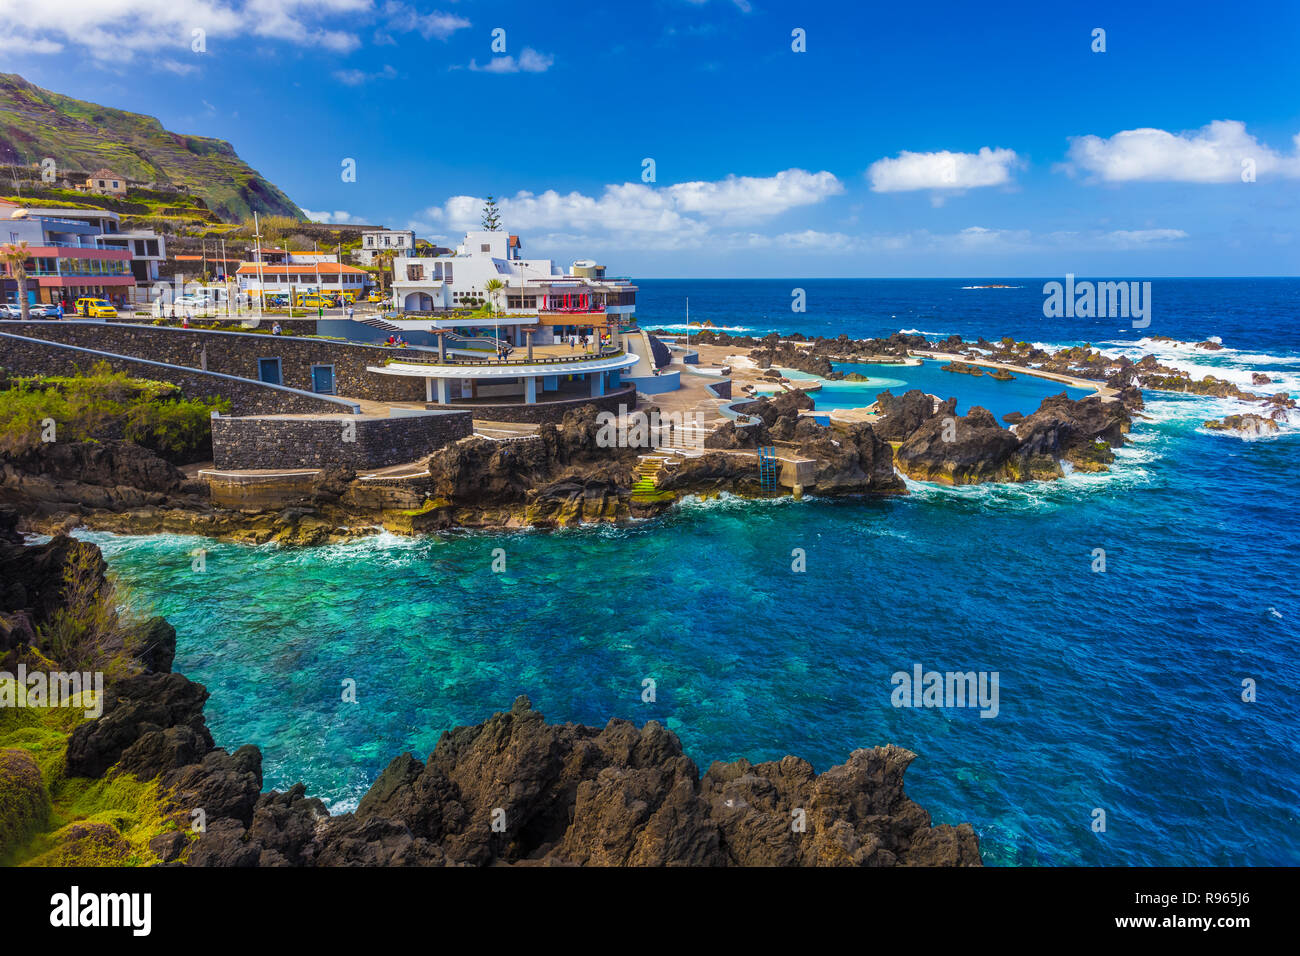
[{"left": 253, "top": 211, "right": 264, "bottom": 326}]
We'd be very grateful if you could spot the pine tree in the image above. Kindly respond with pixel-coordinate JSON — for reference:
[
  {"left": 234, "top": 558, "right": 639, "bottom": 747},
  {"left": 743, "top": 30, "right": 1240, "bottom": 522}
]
[{"left": 481, "top": 196, "right": 501, "bottom": 231}]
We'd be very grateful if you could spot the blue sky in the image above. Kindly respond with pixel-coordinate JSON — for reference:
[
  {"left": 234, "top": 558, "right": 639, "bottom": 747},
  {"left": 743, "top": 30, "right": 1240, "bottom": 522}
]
[{"left": 2, "top": 0, "right": 1298, "bottom": 276}]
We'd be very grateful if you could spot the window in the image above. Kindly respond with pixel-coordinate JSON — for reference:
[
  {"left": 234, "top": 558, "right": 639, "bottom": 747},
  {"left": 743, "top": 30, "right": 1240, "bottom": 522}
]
[{"left": 481, "top": 244, "right": 490, "bottom": 252}]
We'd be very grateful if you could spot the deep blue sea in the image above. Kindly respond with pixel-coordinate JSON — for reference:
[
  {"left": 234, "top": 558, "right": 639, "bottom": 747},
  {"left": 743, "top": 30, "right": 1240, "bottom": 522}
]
[{"left": 83, "top": 278, "right": 1298, "bottom": 866}]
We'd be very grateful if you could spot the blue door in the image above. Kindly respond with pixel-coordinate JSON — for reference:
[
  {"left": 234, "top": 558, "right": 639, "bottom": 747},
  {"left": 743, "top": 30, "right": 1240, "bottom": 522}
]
[
  {"left": 311, "top": 365, "right": 335, "bottom": 394},
  {"left": 258, "top": 358, "right": 281, "bottom": 385}
]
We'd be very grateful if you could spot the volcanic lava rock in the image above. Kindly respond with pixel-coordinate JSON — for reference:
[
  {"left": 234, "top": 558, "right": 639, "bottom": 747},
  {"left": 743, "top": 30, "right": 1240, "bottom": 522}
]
[
  {"left": 895, "top": 406, "right": 1021, "bottom": 484},
  {"left": 873, "top": 389, "right": 947, "bottom": 442},
  {"left": 185, "top": 697, "right": 981, "bottom": 867},
  {"left": 66, "top": 672, "right": 214, "bottom": 779}
]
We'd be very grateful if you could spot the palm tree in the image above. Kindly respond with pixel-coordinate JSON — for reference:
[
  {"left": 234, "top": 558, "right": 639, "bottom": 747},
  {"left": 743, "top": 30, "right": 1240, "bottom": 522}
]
[
  {"left": 0, "top": 242, "right": 31, "bottom": 321},
  {"left": 484, "top": 278, "right": 505, "bottom": 349},
  {"left": 484, "top": 278, "right": 504, "bottom": 315}
]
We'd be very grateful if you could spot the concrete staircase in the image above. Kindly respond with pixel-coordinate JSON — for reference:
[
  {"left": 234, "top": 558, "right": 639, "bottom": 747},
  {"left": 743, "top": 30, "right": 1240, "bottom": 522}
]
[
  {"left": 632, "top": 454, "right": 671, "bottom": 498},
  {"left": 355, "top": 314, "right": 403, "bottom": 333}
]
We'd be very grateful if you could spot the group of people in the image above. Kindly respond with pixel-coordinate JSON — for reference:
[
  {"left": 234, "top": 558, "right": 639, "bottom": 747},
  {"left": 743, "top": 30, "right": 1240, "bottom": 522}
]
[
  {"left": 495, "top": 341, "right": 514, "bottom": 361},
  {"left": 385, "top": 334, "right": 408, "bottom": 347}
]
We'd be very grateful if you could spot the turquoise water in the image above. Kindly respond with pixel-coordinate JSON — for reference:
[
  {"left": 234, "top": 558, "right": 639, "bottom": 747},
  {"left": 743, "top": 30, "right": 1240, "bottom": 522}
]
[
  {"left": 84, "top": 383, "right": 1299, "bottom": 867},
  {"left": 757, "top": 359, "right": 1093, "bottom": 419},
  {"left": 78, "top": 279, "right": 1300, "bottom": 867}
]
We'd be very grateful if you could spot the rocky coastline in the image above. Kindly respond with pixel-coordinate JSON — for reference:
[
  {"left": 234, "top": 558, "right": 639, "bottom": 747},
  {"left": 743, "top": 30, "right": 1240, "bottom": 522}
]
[
  {"left": 3, "top": 330, "right": 1289, "bottom": 540},
  {"left": 0, "top": 518, "right": 982, "bottom": 866}
]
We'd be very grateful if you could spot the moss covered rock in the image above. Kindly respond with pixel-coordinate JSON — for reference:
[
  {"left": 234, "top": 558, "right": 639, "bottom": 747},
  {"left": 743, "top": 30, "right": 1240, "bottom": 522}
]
[{"left": 0, "top": 747, "right": 51, "bottom": 859}]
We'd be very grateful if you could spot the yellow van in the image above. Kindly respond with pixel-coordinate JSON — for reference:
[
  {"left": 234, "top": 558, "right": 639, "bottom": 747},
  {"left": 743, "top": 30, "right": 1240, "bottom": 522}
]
[
  {"left": 75, "top": 297, "right": 118, "bottom": 318},
  {"left": 295, "top": 295, "right": 329, "bottom": 309}
]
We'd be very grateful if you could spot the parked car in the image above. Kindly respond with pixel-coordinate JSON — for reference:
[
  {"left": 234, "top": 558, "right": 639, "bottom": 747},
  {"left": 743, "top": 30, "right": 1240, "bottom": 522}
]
[
  {"left": 31, "top": 303, "right": 61, "bottom": 318},
  {"left": 0, "top": 303, "right": 23, "bottom": 318},
  {"left": 75, "top": 297, "right": 118, "bottom": 318}
]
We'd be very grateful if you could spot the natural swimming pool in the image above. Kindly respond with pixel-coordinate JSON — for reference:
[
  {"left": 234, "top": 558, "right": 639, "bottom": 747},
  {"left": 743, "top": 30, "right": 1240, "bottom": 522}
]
[{"left": 759, "top": 359, "right": 1094, "bottom": 420}]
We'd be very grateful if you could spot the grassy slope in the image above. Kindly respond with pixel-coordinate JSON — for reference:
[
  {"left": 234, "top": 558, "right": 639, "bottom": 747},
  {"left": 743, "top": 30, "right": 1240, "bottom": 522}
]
[{"left": 0, "top": 72, "right": 305, "bottom": 223}]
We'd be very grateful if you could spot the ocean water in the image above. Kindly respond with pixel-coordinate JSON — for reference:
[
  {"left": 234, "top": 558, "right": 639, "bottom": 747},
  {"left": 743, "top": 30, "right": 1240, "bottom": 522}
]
[{"left": 83, "top": 278, "right": 1298, "bottom": 867}]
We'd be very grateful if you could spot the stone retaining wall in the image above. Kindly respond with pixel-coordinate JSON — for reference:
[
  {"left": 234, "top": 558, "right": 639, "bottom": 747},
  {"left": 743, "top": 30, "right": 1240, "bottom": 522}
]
[
  {"left": 0, "top": 331, "right": 355, "bottom": 415},
  {"left": 3, "top": 321, "right": 425, "bottom": 403},
  {"left": 211, "top": 410, "right": 473, "bottom": 470}
]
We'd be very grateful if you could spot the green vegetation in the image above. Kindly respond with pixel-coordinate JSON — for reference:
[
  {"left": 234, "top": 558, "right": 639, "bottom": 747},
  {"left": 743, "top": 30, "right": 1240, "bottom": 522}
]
[
  {"left": 0, "top": 361, "right": 230, "bottom": 460},
  {"left": 0, "top": 72, "right": 304, "bottom": 222},
  {"left": 0, "top": 553, "right": 185, "bottom": 866},
  {"left": 0, "top": 184, "right": 218, "bottom": 225},
  {"left": 0, "top": 679, "right": 182, "bottom": 867},
  {"left": 38, "top": 542, "right": 143, "bottom": 680}
]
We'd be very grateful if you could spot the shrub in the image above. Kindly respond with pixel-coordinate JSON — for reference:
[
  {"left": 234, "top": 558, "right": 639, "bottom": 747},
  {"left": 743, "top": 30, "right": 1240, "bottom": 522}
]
[{"left": 0, "top": 362, "right": 227, "bottom": 461}]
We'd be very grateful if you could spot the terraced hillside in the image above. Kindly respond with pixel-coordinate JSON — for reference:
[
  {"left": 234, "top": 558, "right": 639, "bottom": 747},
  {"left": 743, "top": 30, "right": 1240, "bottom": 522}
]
[{"left": 0, "top": 73, "right": 305, "bottom": 223}]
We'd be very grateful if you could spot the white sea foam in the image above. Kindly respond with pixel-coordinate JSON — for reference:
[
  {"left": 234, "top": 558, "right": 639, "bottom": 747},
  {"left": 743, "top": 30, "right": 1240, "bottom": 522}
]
[
  {"left": 651, "top": 322, "right": 758, "bottom": 333},
  {"left": 1095, "top": 337, "right": 1300, "bottom": 393}
]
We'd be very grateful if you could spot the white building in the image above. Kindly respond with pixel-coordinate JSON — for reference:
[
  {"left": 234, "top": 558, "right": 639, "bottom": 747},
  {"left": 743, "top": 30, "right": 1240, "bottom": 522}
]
[
  {"left": 356, "top": 229, "right": 416, "bottom": 265},
  {"left": 235, "top": 260, "right": 369, "bottom": 299},
  {"left": 389, "top": 231, "right": 638, "bottom": 346}
]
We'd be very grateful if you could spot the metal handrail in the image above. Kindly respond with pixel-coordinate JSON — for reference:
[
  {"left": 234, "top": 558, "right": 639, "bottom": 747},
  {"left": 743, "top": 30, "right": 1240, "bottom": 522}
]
[{"left": 385, "top": 347, "right": 625, "bottom": 369}]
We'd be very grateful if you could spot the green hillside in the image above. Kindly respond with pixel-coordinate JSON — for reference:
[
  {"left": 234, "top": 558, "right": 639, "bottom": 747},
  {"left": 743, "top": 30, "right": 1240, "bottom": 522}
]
[{"left": 0, "top": 73, "right": 305, "bottom": 223}]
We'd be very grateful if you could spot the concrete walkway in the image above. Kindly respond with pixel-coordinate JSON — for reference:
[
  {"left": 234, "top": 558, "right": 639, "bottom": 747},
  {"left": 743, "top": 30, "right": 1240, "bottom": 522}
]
[{"left": 911, "top": 350, "right": 1116, "bottom": 398}]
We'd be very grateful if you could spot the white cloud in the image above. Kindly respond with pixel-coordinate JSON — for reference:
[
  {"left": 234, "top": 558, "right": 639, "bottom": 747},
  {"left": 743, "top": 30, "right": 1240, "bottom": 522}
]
[
  {"left": 1103, "top": 228, "right": 1188, "bottom": 247},
  {"left": 867, "top": 147, "right": 1021, "bottom": 193},
  {"left": 468, "top": 47, "right": 554, "bottom": 73},
  {"left": 418, "top": 169, "right": 844, "bottom": 248},
  {"left": 1064, "top": 120, "right": 1300, "bottom": 183},
  {"left": 0, "top": 0, "right": 371, "bottom": 62},
  {"left": 380, "top": 2, "right": 470, "bottom": 40},
  {"left": 302, "top": 209, "right": 355, "bottom": 223},
  {"left": 0, "top": 33, "right": 63, "bottom": 54},
  {"left": 333, "top": 64, "right": 397, "bottom": 85},
  {"left": 158, "top": 58, "right": 200, "bottom": 75}
]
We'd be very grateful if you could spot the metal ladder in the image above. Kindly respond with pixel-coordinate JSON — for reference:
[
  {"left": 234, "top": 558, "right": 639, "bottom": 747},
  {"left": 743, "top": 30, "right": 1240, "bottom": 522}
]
[{"left": 757, "top": 445, "right": 778, "bottom": 494}]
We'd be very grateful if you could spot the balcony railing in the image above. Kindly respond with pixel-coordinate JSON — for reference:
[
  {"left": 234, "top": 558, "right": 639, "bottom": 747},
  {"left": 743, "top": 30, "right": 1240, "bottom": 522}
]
[{"left": 384, "top": 346, "right": 625, "bottom": 369}]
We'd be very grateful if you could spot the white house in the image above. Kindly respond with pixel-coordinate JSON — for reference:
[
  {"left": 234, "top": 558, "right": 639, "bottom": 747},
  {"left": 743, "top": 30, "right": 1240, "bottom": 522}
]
[
  {"left": 356, "top": 229, "right": 416, "bottom": 265},
  {"left": 388, "top": 230, "right": 638, "bottom": 348}
]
